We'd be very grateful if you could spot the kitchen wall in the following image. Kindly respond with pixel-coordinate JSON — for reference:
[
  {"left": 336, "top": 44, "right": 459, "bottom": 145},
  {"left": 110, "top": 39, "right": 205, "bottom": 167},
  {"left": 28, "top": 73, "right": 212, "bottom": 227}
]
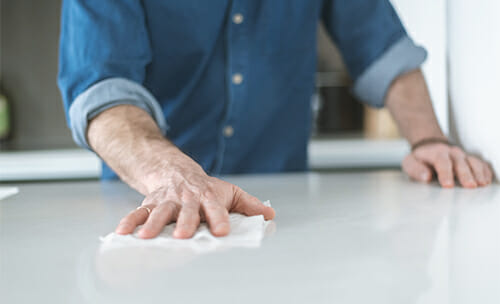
[{"left": 0, "top": 0, "right": 446, "bottom": 152}]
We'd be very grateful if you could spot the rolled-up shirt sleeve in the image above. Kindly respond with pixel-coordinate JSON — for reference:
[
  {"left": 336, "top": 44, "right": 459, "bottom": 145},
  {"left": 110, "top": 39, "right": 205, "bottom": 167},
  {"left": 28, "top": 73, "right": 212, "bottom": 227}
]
[
  {"left": 68, "top": 78, "right": 168, "bottom": 149},
  {"left": 322, "top": 0, "right": 428, "bottom": 108},
  {"left": 57, "top": 0, "right": 168, "bottom": 150}
]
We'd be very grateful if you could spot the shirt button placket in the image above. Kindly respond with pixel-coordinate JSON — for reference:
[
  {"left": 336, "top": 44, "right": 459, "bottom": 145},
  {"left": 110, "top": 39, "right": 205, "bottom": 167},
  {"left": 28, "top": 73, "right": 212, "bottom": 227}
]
[
  {"left": 231, "top": 11, "right": 244, "bottom": 86},
  {"left": 217, "top": 3, "right": 247, "bottom": 173}
]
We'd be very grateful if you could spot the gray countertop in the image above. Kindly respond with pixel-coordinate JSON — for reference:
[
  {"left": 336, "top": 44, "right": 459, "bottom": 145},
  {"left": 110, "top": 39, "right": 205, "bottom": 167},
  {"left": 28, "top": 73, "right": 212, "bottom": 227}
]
[{"left": 1, "top": 171, "right": 499, "bottom": 303}]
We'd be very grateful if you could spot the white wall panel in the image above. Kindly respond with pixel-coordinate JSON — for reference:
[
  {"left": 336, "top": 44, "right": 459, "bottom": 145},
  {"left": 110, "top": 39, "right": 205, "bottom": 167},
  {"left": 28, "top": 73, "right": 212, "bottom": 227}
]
[{"left": 448, "top": 0, "right": 500, "bottom": 175}]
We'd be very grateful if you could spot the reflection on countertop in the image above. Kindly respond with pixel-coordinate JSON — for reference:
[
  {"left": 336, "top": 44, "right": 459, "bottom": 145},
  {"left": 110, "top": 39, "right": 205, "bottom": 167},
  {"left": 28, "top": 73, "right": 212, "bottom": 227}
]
[{"left": 1, "top": 172, "right": 499, "bottom": 303}]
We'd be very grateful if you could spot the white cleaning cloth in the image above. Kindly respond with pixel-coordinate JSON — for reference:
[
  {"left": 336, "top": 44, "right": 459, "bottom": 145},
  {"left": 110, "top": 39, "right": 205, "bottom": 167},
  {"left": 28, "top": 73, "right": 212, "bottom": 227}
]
[
  {"left": 100, "top": 201, "right": 272, "bottom": 254},
  {"left": 0, "top": 187, "right": 19, "bottom": 201}
]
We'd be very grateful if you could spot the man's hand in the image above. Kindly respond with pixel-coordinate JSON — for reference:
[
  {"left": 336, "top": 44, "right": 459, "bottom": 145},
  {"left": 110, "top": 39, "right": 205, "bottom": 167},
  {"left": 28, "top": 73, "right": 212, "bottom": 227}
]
[
  {"left": 114, "top": 159, "right": 275, "bottom": 239},
  {"left": 386, "top": 69, "right": 494, "bottom": 188},
  {"left": 87, "top": 105, "right": 274, "bottom": 239},
  {"left": 402, "top": 143, "right": 493, "bottom": 188}
]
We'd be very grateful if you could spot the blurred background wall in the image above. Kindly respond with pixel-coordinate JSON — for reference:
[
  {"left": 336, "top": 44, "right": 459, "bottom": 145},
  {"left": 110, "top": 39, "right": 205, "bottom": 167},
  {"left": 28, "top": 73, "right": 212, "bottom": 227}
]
[
  {"left": 0, "top": 0, "right": 446, "bottom": 152},
  {"left": 448, "top": 0, "right": 500, "bottom": 176},
  {"left": 0, "top": 0, "right": 396, "bottom": 152},
  {"left": 0, "top": 0, "right": 74, "bottom": 150}
]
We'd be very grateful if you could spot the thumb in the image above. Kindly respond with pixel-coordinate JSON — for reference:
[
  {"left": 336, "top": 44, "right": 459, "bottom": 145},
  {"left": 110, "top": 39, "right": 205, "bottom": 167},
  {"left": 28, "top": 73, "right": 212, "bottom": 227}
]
[
  {"left": 402, "top": 154, "right": 433, "bottom": 183},
  {"left": 232, "top": 187, "right": 276, "bottom": 220}
]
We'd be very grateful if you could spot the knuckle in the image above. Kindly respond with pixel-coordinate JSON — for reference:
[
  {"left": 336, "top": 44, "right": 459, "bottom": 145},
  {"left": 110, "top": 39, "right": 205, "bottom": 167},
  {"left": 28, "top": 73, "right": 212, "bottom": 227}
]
[
  {"left": 436, "top": 161, "right": 451, "bottom": 172},
  {"left": 436, "top": 145, "right": 448, "bottom": 153},
  {"left": 202, "top": 201, "right": 219, "bottom": 209},
  {"left": 451, "top": 146, "right": 465, "bottom": 157},
  {"left": 467, "top": 156, "right": 482, "bottom": 165},
  {"left": 141, "top": 196, "right": 153, "bottom": 206},
  {"left": 233, "top": 186, "right": 245, "bottom": 200},
  {"left": 186, "top": 187, "right": 200, "bottom": 199},
  {"left": 431, "top": 144, "right": 448, "bottom": 153},
  {"left": 180, "top": 191, "right": 198, "bottom": 203},
  {"left": 144, "top": 195, "right": 161, "bottom": 207},
  {"left": 202, "top": 201, "right": 222, "bottom": 212},
  {"left": 157, "top": 202, "right": 177, "bottom": 215},
  {"left": 167, "top": 202, "right": 180, "bottom": 214},
  {"left": 202, "top": 189, "right": 218, "bottom": 202},
  {"left": 434, "top": 146, "right": 453, "bottom": 160},
  {"left": 182, "top": 201, "right": 199, "bottom": 211},
  {"left": 232, "top": 184, "right": 243, "bottom": 193}
]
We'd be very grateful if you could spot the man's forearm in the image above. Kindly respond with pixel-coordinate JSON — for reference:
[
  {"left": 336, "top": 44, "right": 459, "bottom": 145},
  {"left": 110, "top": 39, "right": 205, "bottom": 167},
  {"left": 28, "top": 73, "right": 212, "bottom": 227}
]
[
  {"left": 87, "top": 105, "right": 203, "bottom": 195},
  {"left": 385, "top": 69, "right": 446, "bottom": 145},
  {"left": 88, "top": 105, "right": 275, "bottom": 239}
]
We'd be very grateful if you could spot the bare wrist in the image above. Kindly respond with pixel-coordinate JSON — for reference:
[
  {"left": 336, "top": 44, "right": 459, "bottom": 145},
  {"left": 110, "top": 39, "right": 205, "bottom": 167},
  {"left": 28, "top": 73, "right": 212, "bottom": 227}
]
[{"left": 86, "top": 105, "right": 207, "bottom": 195}]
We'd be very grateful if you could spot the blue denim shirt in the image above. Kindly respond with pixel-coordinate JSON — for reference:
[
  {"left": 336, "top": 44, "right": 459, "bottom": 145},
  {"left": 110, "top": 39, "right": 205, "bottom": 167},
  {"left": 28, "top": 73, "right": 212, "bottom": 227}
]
[{"left": 58, "top": 0, "right": 426, "bottom": 180}]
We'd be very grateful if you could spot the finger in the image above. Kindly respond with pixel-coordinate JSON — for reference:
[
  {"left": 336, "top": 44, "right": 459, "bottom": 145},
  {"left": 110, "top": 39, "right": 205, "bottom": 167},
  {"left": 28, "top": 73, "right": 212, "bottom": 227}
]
[
  {"left": 115, "top": 205, "right": 153, "bottom": 235},
  {"left": 232, "top": 189, "right": 276, "bottom": 220},
  {"left": 467, "top": 156, "right": 488, "bottom": 186},
  {"left": 484, "top": 163, "right": 494, "bottom": 184},
  {"left": 173, "top": 203, "right": 201, "bottom": 239},
  {"left": 402, "top": 154, "right": 433, "bottom": 183},
  {"left": 201, "top": 201, "right": 230, "bottom": 237},
  {"left": 450, "top": 150, "right": 477, "bottom": 188},
  {"left": 429, "top": 153, "right": 454, "bottom": 188},
  {"left": 138, "top": 202, "right": 179, "bottom": 239}
]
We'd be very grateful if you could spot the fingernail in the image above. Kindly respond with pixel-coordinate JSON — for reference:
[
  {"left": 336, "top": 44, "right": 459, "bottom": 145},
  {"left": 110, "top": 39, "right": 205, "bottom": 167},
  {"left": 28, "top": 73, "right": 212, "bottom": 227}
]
[
  {"left": 467, "top": 180, "right": 477, "bottom": 188},
  {"left": 214, "top": 223, "right": 229, "bottom": 234},
  {"left": 173, "top": 226, "right": 185, "bottom": 236},
  {"left": 443, "top": 181, "right": 454, "bottom": 188},
  {"left": 173, "top": 230, "right": 189, "bottom": 239},
  {"left": 115, "top": 225, "right": 127, "bottom": 234},
  {"left": 421, "top": 173, "right": 430, "bottom": 181},
  {"left": 266, "top": 208, "right": 276, "bottom": 220}
]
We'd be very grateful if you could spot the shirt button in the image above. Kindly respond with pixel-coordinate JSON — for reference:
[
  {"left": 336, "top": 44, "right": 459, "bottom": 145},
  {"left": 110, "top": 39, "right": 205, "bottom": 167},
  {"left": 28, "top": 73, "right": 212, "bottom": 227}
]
[
  {"left": 232, "top": 73, "right": 243, "bottom": 85},
  {"left": 223, "top": 125, "right": 234, "bottom": 138},
  {"left": 233, "top": 13, "right": 244, "bottom": 24}
]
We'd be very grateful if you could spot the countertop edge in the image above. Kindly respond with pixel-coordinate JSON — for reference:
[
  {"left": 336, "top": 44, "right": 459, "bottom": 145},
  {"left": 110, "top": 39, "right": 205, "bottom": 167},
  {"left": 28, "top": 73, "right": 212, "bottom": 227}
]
[{"left": 0, "top": 139, "right": 409, "bottom": 181}]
